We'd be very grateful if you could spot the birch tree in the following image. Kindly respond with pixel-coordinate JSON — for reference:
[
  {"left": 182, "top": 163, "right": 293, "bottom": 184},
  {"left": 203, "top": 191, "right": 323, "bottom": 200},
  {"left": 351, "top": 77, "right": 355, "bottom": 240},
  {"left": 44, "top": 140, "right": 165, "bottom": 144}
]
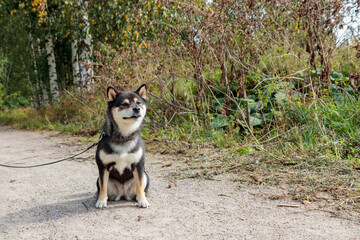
[
  {"left": 71, "top": 39, "right": 81, "bottom": 91},
  {"left": 78, "top": 0, "right": 93, "bottom": 91},
  {"left": 35, "top": 37, "right": 49, "bottom": 107},
  {"left": 27, "top": 31, "right": 41, "bottom": 108},
  {"left": 44, "top": 33, "right": 59, "bottom": 103},
  {"left": 20, "top": 55, "right": 39, "bottom": 109}
]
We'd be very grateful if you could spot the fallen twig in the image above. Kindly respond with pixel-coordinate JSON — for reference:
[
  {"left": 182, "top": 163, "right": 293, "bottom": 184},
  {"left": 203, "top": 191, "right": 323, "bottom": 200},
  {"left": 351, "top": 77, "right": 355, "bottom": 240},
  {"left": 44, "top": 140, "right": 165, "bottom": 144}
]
[{"left": 277, "top": 204, "right": 301, "bottom": 208}]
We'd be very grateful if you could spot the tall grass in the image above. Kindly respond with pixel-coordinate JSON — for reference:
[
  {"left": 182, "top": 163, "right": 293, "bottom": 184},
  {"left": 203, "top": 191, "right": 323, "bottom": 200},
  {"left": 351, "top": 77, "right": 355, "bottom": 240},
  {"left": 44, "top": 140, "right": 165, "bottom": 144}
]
[
  {"left": 278, "top": 94, "right": 360, "bottom": 163},
  {"left": 0, "top": 91, "right": 106, "bottom": 136}
]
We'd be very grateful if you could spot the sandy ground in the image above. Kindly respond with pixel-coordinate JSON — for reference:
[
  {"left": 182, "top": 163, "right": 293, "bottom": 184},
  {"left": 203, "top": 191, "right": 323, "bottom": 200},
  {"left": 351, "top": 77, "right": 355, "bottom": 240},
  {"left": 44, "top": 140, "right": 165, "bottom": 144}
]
[{"left": 0, "top": 126, "right": 359, "bottom": 240}]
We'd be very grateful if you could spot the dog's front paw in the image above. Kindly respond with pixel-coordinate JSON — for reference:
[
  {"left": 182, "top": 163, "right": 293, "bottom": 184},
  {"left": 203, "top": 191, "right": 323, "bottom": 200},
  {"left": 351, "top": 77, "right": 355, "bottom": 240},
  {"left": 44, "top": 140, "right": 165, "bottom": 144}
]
[
  {"left": 137, "top": 198, "right": 150, "bottom": 208},
  {"left": 95, "top": 199, "right": 107, "bottom": 208}
]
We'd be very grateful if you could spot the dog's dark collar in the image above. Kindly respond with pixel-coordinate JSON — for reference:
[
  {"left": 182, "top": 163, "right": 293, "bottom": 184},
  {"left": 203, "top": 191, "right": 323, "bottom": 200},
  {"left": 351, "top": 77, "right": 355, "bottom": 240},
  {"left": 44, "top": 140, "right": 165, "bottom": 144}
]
[{"left": 108, "top": 128, "right": 141, "bottom": 144}]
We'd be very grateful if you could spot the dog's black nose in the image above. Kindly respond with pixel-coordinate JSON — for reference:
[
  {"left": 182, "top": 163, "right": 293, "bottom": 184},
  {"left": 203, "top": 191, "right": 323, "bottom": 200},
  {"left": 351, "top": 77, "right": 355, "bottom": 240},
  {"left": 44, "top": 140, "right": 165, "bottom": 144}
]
[{"left": 133, "top": 107, "right": 140, "bottom": 113}]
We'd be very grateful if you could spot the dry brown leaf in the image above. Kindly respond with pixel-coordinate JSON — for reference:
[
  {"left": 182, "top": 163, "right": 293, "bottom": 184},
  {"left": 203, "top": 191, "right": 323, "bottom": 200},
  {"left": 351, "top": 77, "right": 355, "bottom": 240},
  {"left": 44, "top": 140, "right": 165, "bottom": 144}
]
[
  {"left": 251, "top": 175, "right": 260, "bottom": 182},
  {"left": 162, "top": 162, "right": 173, "bottom": 167}
]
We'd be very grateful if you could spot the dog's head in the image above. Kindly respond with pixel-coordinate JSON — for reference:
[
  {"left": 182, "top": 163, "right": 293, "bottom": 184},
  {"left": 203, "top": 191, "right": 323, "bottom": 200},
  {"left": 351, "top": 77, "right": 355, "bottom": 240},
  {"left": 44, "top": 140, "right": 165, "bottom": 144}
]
[{"left": 106, "top": 84, "right": 147, "bottom": 136}]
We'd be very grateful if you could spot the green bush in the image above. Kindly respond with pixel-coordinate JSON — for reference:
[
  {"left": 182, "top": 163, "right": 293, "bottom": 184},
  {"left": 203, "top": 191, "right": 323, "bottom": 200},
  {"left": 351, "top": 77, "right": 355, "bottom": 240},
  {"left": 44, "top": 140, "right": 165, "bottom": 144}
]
[
  {"left": 3, "top": 92, "right": 30, "bottom": 109},
  {"left": 0, "top": 83, "right": 4, "bottom": 108}
]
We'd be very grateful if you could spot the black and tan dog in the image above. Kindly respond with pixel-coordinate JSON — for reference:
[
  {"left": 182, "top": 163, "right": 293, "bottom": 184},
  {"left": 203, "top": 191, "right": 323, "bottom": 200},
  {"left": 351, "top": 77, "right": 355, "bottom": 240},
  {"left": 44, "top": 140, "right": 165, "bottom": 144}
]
[{"left": 95, "top": 84, "right": 150, "bottom": 208}]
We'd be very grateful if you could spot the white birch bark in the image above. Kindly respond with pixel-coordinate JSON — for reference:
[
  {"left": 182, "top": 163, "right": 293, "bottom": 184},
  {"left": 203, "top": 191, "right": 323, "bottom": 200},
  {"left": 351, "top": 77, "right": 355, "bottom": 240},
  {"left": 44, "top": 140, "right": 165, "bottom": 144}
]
[
  {"left": 78, "top": 0, "right": 93, "bottom": 91},
  {"left": 44, "top": 33, "right": 60, "bottom": 103},
  {"left": 71, "top": 39, "right": 81, "bottom": 91}
]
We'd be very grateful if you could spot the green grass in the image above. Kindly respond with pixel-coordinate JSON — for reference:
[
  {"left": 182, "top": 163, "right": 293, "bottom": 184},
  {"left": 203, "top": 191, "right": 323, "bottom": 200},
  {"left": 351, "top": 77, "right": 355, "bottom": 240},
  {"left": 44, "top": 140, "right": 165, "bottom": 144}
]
[
  {"left": 0, "top": 107, "right": 101, "bottom": 136},
  {"left": 0, "top": 108, "right": 51, "bottom": 130}
]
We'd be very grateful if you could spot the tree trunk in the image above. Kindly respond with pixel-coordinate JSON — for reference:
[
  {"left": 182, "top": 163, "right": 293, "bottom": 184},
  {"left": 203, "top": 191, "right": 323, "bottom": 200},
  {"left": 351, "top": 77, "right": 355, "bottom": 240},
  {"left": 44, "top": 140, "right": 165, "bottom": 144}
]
[
  {"left": 27, "top": 32, "right": 41, "bottom": 109},
  {"left": 20, "top": 55, "right": 39, "bottom": 110},
  {"left": 44, "top": 33, "right": 59, "bottom": 104},
  {"left": 40, "top": 80, "right": 49, "bottom": 107},
  {"left": 27, "top": 72, "right": 39, "bottom": 109},
  {"left": 78, "top": 0, "right": 93, "bottom": 91},
  {"left": 36, "top": 38, "right": 49, "bottom": 107},
  {"left": 71, "top": 39, "right": 81, "bottom": 91}
]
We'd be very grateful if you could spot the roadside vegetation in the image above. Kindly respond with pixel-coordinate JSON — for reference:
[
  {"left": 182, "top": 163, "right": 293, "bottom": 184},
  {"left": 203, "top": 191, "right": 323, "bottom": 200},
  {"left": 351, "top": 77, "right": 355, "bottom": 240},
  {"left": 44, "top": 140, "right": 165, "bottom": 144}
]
[{"left": 1, "top": 0, "right": 359, "bottom": 213}]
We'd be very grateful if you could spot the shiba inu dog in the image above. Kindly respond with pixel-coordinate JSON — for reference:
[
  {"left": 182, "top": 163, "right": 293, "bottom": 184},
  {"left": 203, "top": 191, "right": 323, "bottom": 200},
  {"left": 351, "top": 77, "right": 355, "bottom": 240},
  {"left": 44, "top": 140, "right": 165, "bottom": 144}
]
[{"left": 95, "top": 84, "right": 150, "bottom": 208}]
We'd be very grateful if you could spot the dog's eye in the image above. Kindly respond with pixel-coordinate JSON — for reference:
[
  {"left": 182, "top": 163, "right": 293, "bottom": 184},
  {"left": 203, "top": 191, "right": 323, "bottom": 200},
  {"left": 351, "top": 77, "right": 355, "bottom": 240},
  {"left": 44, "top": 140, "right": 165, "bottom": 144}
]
[
  {"left": 121, "top": 103, "right": 129, "bottom": 107},
  {"left": 136, "top": 101, "right": 141, "bottom": 104}
]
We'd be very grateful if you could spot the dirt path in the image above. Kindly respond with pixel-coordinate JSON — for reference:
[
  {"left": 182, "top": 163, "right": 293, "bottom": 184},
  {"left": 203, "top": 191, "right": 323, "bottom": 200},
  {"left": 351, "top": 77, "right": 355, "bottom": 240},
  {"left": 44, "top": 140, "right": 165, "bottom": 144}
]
[{"left": 0, "top": 126, "right": 359, "bottom": 240}]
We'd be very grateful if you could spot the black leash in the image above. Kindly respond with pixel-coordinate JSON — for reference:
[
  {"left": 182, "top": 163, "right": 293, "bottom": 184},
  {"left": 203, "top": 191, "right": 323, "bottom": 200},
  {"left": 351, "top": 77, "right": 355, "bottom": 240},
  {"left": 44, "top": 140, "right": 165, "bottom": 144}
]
[{"left": 0, "top": 131, "right": 106, "bottom": 169}]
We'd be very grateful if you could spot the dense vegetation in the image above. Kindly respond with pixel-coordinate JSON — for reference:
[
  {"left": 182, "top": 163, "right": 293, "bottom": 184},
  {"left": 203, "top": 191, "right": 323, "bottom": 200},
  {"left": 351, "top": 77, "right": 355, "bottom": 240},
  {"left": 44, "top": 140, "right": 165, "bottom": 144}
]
[{"left": 1, "top": 0, "right": 360, "bottom": 212}]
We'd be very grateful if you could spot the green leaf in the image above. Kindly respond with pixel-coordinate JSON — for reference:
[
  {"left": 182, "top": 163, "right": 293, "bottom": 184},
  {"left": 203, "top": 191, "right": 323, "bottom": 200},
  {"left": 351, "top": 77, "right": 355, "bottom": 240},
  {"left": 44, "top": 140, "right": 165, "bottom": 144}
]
[
  {"left": 248, "top": 102, "right": 259, "bottom": 113},
  {"left": 264, "top": 112, "right": 274, "bottom": 120},
  {"left": 275, "top": 90, "right": 286, "bottom": 104},
  {"left": 211, "top": 114, "right": 229, "bottom": 129},
  {"left": 330, "top": 70, "right": 343, "bottom": 81},
  {"left": 249, "top": 116, "right": 263, "bottom": 126}
]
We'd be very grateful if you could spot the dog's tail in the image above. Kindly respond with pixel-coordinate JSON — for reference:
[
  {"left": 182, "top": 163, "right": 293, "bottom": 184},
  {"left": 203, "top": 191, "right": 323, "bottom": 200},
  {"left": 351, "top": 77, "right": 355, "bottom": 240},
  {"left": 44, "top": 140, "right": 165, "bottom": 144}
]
[
  {"left": 144, "top": 171, "right": 150, "bottom": 196},
  {"left": 96, "top": 178, "right": 100, "bottom": 196}
]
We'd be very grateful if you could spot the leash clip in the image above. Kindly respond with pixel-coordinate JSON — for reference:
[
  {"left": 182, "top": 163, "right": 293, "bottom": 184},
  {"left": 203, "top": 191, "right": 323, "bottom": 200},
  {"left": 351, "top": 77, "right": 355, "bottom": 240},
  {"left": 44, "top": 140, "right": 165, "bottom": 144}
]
[{"left": 96, "top": 131, "right": 106, "bottom": 144}]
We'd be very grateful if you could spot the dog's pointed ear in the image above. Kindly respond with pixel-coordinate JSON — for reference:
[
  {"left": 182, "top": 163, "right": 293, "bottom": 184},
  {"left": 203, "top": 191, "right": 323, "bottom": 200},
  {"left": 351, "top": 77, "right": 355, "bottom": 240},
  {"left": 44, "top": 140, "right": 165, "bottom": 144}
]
[
  {"left": 136, "top": 84, "right": 147, "bottom": 99},
  {"left": 135, "top": 84, "right": 146, "bottom": 99},
  {"left": 107, "top": 87, "right": 118, "bottom": 102}
]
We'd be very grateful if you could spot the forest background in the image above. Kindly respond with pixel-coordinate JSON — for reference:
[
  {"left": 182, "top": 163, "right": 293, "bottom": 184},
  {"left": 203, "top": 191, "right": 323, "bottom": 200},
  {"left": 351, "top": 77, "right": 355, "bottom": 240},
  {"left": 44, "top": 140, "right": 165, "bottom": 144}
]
[{"left": 1, "top": 0, "right": 360, "bottom": 212}]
